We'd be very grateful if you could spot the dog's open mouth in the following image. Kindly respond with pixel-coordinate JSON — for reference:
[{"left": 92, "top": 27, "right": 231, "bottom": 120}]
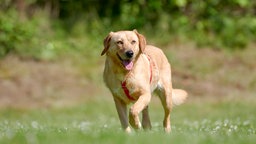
[{"left": 117, "top": 53, "right": 133, "bottom": 70}]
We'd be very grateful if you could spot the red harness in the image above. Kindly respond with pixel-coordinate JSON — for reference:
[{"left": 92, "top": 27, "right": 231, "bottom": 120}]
[{"left": 121, "top": 55, "right": 153, "bottom": 101}]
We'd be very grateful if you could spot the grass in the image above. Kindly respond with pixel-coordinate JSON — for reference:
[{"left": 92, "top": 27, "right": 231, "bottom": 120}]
[{"left": 0, "top": 96, "right": 255, "bottom": 144}]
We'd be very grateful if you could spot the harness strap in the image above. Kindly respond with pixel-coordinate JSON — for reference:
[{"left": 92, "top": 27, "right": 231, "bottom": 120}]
[
  {"left": 147, "top": 55, "right": 153, "bottom": 83},
  {"left": 121, "top": 81, "right": 136, "bottom": 101},
  {"left": 121, "top": 55, "right": 154, "bottom": 101}
]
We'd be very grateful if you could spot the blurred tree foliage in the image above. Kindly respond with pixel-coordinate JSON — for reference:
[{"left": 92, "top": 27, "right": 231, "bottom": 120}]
[{"left": 0, "top": 0, "right": 256, "bottom": 58}]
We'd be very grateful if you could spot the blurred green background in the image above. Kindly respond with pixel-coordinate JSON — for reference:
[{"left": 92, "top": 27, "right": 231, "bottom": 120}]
[
  {"left": 0, "top": 1, "right": 256, "bottom": 143},
  {"left": 1, "top": 0, "right": 256, "bottom": 59}
]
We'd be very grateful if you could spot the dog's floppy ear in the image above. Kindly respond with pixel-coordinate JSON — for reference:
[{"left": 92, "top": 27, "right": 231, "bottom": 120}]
[
  {"left": 101, "top": 32, "right": 113, "bottom": 56},
  {"left": 133, "top": 29, "right": 146, "bottom": 53}
]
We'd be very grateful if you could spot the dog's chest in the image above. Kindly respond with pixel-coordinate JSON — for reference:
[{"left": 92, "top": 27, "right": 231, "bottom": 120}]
[{"left": 105, "top": 73, "right": 141, "bottom": 103}]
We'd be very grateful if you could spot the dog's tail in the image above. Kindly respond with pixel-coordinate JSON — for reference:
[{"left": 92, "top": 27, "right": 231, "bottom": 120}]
[{"left": 172, "top": 89, "right": 188, "bottom": 106}]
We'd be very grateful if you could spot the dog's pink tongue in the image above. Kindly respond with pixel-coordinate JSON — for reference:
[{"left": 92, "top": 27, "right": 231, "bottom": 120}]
[{"left": 123, "top": 60, "right": 133, "bottom": 70}]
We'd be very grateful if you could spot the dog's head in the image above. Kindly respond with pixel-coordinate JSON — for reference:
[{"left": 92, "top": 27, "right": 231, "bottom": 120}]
[{"left": 101, "top": 30, "right": 146, "bottom": 71}]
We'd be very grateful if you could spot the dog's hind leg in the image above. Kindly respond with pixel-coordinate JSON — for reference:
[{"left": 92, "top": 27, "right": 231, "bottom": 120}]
[
  {"left": 142, "top": 106, "right": 152, "bottom": 130},
  {"left": 156, "top": 84, "right": 173, "bottom": 133}
]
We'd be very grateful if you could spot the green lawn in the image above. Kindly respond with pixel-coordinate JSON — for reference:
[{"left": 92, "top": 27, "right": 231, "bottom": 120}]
[{"left": 0, "top": 96, "right": 255, "bottom": 144}]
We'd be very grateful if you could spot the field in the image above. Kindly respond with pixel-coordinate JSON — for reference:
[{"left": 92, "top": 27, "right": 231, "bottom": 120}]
[
  {"left": 0, "top": 96, "right": 255, "bottom": 144},
  {"left": 0, "top": 42, "right": 256, "bottom": 144}
]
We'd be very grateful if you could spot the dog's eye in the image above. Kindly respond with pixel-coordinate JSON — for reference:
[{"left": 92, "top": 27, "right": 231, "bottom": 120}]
[
  {"left": 116, "top": 41, "right": 123, "bottom": 45},
  {"left": 131, "top": 40, "right": 136, "bottom": 44}
]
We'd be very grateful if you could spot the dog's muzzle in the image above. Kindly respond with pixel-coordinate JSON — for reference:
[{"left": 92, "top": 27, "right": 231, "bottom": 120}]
[
  {"left": 125, "top": 50, "right": 134, "bottom": 58},
  {"left": 117, "top": 52, "right": 134, "bottom": 71}
]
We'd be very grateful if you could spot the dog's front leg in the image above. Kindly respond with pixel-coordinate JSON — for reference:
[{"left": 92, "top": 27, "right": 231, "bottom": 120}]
[
  {"left": 129, "top": 93, "right": 151, "bottom": 130},
  {"left": 113, "top": 97, "right": 131, "bottom": 133}
]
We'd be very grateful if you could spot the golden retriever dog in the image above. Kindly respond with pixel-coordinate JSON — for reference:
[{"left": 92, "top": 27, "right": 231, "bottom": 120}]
[{"left": 101, "top": 30, "right": 187, "bottom": 133}]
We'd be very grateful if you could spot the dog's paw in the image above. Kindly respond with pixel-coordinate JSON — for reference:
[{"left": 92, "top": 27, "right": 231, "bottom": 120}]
[{"left": 125, "top": 127, "right": 132, "bottom": 133}]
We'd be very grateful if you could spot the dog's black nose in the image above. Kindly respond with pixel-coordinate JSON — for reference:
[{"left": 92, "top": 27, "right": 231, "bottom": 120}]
[{"left": 125, "top": 50, "right": 134, "bottom": 58}]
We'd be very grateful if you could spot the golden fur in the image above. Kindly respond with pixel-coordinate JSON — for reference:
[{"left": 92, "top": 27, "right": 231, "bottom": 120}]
[{"left": 101, "top": 30, "right": 187, "bottom": 133}]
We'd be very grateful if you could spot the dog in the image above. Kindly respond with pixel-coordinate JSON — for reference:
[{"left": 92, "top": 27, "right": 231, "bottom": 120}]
[{"left": 101, "top": 30, "right": 187, "bottom": 133}]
